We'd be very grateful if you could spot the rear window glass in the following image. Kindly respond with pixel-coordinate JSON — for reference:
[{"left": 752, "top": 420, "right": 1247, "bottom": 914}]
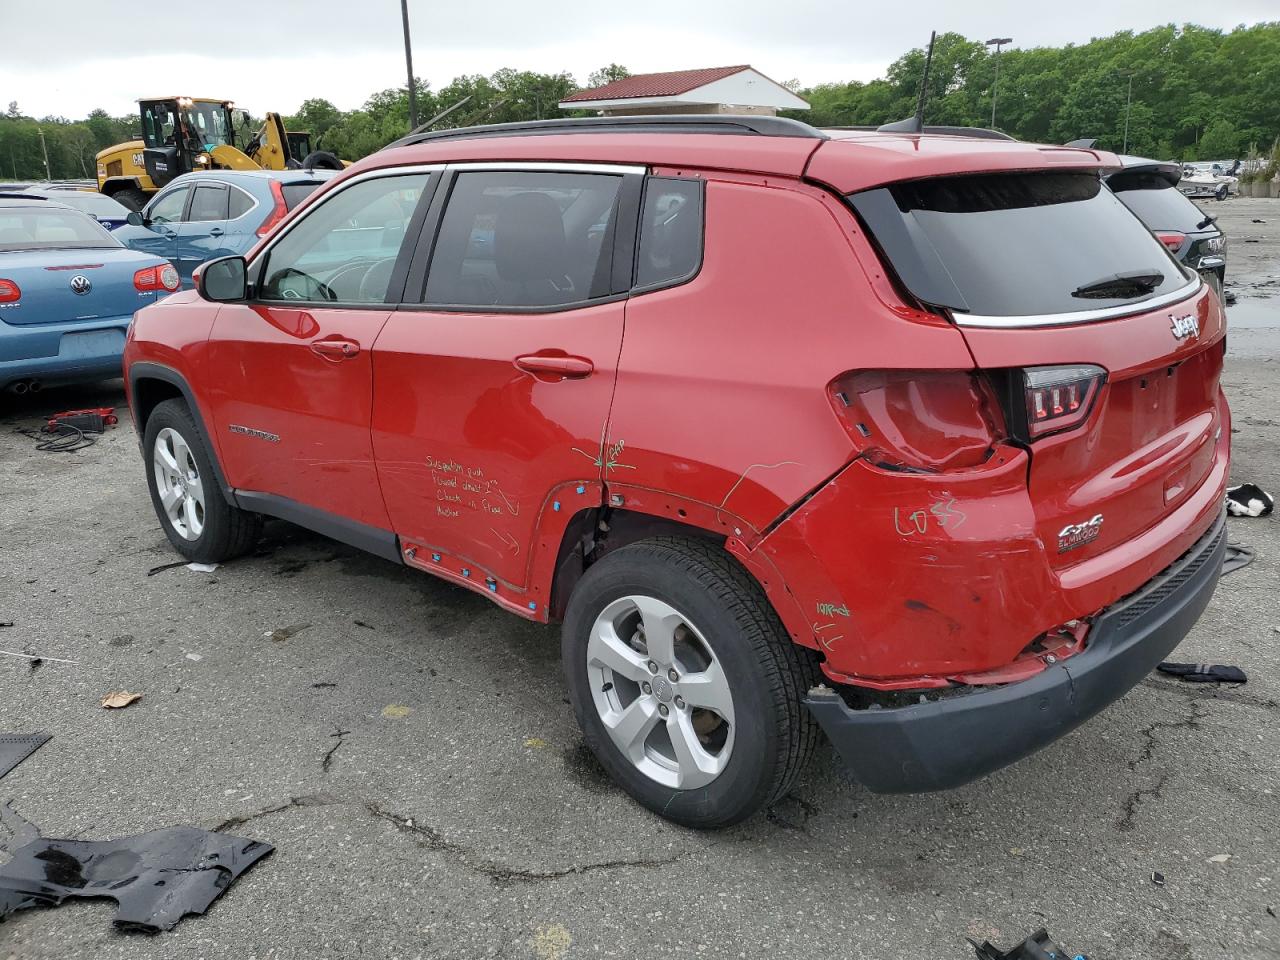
[
  {"left": 1108, "top": 173, "right": 1208, "bottom": 234},
  {"left": 228, "top": 186, "right": 255, "bottom": 219},
  {"left": 850, "top": 171, "right": 1191, "bottom": 318},
  {"left": 282, "top": 183, "right": 324, "bottom": 211},
  {"left": 635, "top": 178, "right": 703, "bottom": 289},
  {"left": 0, "top": 208, "right": 121, "bottom": 251}
]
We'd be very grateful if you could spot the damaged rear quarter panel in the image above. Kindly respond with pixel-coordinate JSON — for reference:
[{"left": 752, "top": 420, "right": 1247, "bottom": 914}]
[
  {"left": 607, "top": 171, "right": 974, "bottom": 545},
  {"left": 754, "top": 447, "right": 1081, "bottom": 680}
]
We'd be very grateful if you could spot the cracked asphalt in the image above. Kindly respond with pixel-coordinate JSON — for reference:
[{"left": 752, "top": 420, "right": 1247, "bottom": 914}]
[{"left": 2, "top": 200, "right": 1279, "bottom": 960}]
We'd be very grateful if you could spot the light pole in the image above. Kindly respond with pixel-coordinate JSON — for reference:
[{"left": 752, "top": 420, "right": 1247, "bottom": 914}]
[
  {"left": 986, "top": 37, "right": 1012, "bottom": 128},
  {"left": 1122, "top": 73, "right": 1133, "bottom": 153},
  {"left": 400, "top": 0, "right": 418, "bottom": 131}
]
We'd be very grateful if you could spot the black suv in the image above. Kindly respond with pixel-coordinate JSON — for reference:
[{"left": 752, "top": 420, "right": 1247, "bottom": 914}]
[{"left": 1107, "top": 156, "right": 1228, "bottom": 298}]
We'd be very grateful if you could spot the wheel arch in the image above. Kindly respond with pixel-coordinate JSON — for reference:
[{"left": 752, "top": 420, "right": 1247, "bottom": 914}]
[{"left": 129, "top": 362, "right": 235, "bottom": 505}]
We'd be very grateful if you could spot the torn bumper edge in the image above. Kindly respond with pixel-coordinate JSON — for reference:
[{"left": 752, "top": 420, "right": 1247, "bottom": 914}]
[{"left": 805, "top": 509, "right": 1226, "bottom": 793}]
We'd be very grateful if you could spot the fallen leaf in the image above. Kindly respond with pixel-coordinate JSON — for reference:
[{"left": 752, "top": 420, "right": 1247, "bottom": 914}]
[
  {"left": 266, "top": 623, "right": 311, "bottom": 642},
  {"left": 101, "top": 691, "right": 142, "bottom": 709},
  {"left": 1207, "top": 853, "right": 1232, "bottom": 864},
  {"left": 381, "top": 704, "right": 413, "bottom": 719},
  {"left": 524, "top": 737, "right": 547, "bottom": 749}
]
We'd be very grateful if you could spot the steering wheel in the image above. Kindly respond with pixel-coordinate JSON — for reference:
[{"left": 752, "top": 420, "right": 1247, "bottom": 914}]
[{"left": 269, "top": 267, "right": 336, "bottom": 303}]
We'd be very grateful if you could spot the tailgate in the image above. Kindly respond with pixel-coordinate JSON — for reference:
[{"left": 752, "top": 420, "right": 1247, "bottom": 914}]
[{"left": 958, "top": 286, "right": 1224, "bottom": 571}]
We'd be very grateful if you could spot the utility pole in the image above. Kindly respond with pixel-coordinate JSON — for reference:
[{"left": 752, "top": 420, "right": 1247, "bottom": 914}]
[
  {"left": 400, "top": 0, "right": 418, "bottom": 131},
  {"left": 986, "top": 37, "right": 1012, "bottom": 128},
  {"left": 1122, "top": 74, "right": 1133, "bottom": 153},
  {"left": 36, "top": 126, "right": 51, "bottom": 180}
]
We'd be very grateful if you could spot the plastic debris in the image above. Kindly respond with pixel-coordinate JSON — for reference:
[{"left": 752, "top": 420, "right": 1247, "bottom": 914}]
[
  {"left": 1222, "top": 543, "right": 1256, "bottom": 575},
  {"left": 1157, "top": 662, "right": 1247, "bottom": 684},
  {"left": 969, "top": 927, "right": 1088, "bottom": 959},
  {"left": 100, "top": 691, "right": 143, "bottom": 709},
  {"left": 186, "top": 562, "right": 218, "bottom": 573},
  {"left": 0, "top": 803, "right": 271, "bottom": 932},
  {"left": 381, "top": 704, "right": 413, "bottom": 719},
  {"left": 0, "top": 734, "right": 50, "bottom": 782},
  {"left": 1226, "top": 483, "right": 1274, "bottom": 518},
  {"left": 1207, "top": 853, "right": 1232, "bottom": 864},
  {"left": 1151, "top": 870, "right": 1165, "bottom": 886}
]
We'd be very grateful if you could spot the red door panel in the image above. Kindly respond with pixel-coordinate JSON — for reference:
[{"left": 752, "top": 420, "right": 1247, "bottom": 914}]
[
  {"left": 370, "top": 304, "right": 624, "bottom": 587},
  {"left": 205, "top": 303, "right": 393, "bottom": 529}
]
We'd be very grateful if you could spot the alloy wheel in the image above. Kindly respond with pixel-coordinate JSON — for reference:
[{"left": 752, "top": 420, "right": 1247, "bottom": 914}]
[
  {"left": 153, "top": 427, "right": 205, "bottom": 541},
  {"left": 587, "top": 595, "right": 736, "bottom": 789}
]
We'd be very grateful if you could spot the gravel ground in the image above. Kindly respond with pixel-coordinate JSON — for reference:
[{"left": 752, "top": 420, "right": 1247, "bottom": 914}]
[{"left": 1, "top": 198, "right": 1278, "bottom": 960}]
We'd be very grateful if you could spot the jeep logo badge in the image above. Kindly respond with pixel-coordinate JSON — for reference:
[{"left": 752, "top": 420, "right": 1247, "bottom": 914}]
[
  {"left": 69, "top": 275, "right": 92, "bottom": 296},
  {"left": 1170, "top": 314, "right": 1199, "bottom": 340}
]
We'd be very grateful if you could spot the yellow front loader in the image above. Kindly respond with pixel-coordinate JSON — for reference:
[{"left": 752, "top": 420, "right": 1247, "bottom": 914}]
[{"left": 96, "top": 97, "right": 344, "bottom": 210}]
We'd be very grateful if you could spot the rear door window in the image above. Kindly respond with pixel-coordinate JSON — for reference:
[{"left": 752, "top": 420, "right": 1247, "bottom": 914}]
[
  {"left": 1109, "top": 174, "right": 1209, "bottom": 233},
  {"left": 850, "top": 171, "right": 1192, "bottom": 318},
  {"left": 635, "top": 178, "right": 703, "bottom": 290},
  {"left": 422, "top": 170, "right": 624, "bottom": 309},
  {"left": 227, "top": 185, "right": 255, "bottom": 219},
  {"left": 187, "top": 184, "right": 229, "bottom": 222}
]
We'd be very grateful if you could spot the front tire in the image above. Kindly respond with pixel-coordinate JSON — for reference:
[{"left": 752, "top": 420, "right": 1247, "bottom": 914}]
[
  {"left": 143, "top": 399, "right": 258, "bottom": 563},
  {"left": 113, "top": 187, "right": 150, "bottom": 212},
  {"left": 562, "top": 538, "right": 820, "bottom": 828}
]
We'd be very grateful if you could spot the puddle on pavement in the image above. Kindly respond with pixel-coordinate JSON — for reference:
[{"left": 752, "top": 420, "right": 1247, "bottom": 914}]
[{"left": 1228, "top": 296, "right": 1280, "bottom": 328}]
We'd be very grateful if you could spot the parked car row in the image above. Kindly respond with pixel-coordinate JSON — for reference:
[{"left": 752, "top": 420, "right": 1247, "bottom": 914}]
[{"left": 119, "top": 116, "right": 1228, "bottom": 827}]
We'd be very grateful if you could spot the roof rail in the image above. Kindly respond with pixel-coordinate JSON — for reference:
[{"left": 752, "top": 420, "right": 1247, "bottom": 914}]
[
  {"left": 828, "top": 125, "right": 1016, "bottom": 142},
  {"left": 383, "top": 114, "right": 828, "bottom": 151}
]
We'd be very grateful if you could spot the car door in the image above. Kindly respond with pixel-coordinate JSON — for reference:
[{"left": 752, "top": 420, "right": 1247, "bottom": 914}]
[
  {"left": 205, "top": 170, "right": 436, "bottom": 533},
  {"left": 174, "top": 180, "right": 229, "bottom": 286},
  {"left": 128, "top": 184, "right": 188, "bottom": 266},
  {"left": 371, "top": 164, "right": 641, "bottom": 591}
]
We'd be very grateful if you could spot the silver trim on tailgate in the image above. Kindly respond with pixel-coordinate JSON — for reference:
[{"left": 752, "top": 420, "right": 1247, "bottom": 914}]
[{"left": 954, "top": 275, "right": 1202, "bottom": 328}]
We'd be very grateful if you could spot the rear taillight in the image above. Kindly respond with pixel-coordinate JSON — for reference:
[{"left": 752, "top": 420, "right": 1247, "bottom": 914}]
[
  {"left": 0, "top": 279, "right": 20, "bottom": 303},
  {"left": 1022, "top": 365, "right": 1105, "bottom": 439},
  {"left": 1156, "top": 230, "right": 1186, "bottom": 253},
  {"left": 134, "top": 264, "right": 180, "bottom": 292},
  {"left": 256, "top": 180, "right": 288, "bottom": 237},
  {"left": 830, "top": 370, "right": 1006, "bottom": 471}
]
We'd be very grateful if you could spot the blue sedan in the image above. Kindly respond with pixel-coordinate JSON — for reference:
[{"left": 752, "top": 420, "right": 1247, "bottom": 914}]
[
  {"left": 115, "top": 169, "right": 337, "bottom": 287},
  {"left": 0, "top": 194, "right": 176, "bottom": 393}
]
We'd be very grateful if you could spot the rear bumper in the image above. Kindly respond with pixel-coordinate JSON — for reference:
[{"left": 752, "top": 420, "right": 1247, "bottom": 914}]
[
  {"left": 0, "top": 316, "right": 132, "bottom": 385},
  {"left": 806, "top": 508, "right": 1226, "bottom": 793}
]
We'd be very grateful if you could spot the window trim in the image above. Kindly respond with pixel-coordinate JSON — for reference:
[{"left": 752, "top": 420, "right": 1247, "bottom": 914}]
[
  {"left": 954, "top": 275, "right": 1202, "bottom": 328},
  {"left": 246, "top": 166, "right": 444, "bottom": 308},
  {"left": 401, "top": 161, "right": 648, "bottom": 315},
  {"left": 630, "top": 175, "right": 705, "bottom": 295}
]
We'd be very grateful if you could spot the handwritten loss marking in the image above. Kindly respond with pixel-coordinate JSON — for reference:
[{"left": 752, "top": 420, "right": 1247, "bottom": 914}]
[
  {"left": 491, "top": 528, "right": 521, "bottom": 555},
  {"left": 719, "top": 461, "right": 801, "bottom": 510},
  {"left": 893, "top": 507, "right": 929, "bottom": 536},
  {"left": 816, "top": 602, "right": 850, "bottom": 618},
  {"left": 572, "top": 423, "right": 636, "bottom": 473},
  {"left": 929, "top": 497, "right": 967, "bottom": 529},
  {"left": 894, "top": 497, "right": 967, "bottom": 537},
  {"left": 812, "top": 622, "right": 843, "bottom": 652}
]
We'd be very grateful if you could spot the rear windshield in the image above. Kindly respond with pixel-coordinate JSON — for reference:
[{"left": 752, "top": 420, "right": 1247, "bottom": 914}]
[
  {"left": 1108, "top": 173, "right": 1209, "bottom": 234},
  {"left": 0, "top": 208, "right": 121, "bottom": 251},
  {"left": 281, "top": 182, "right": 325, "bottom": 211},
  {"left": 37, "top": 192, "right": 129, "bottom": 218},
  {"left": 849, "top": 171, "right": 1191, "bottom": 318}
]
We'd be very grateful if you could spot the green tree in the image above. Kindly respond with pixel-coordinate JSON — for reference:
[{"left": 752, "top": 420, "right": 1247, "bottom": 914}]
[{"left": 586, "top": 64, "right": 630, "bottom": 89}]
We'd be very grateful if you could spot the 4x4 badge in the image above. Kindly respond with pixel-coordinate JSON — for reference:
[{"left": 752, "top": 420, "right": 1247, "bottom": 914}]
[
  {"left": 1058, "top": 514, "right": 1104, "bottom": 553},
  {"left": 1170, "top": 313, "right": 1199, "bottom": 340}
]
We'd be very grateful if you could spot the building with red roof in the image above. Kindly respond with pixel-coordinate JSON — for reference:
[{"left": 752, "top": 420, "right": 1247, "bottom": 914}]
[{"left": 559, "top": 65, "right": 809, "bottom": 117}]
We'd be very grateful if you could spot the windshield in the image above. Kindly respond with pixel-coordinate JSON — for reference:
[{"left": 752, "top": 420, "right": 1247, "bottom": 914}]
[
  {"left": 30, "top": 192, "right": 129, "bottom": 219},
  {"left": 0, "top": 207, "right": 122, "bottom": 251},
  {"left": 849, "top": 171, "right": 1191, "bottom": 318},
  {"left": 1109, "top": 174, "right": 1211, "bottom": 233},
  {"left": 187, "top": 102, "right": 234, "bottom": 151}
]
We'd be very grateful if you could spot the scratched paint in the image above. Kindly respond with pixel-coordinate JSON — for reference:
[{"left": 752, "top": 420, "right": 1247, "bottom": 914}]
[{"left": 719, "top": 460, "right": 801, "bottom": 510}]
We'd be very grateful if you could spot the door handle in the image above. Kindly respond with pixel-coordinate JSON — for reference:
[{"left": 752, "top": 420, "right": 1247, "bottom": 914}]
[
  {"left": 310, "top": 337, "right": 361, "bottom": 361},
  {"left": 209, "top": 227, "right": 224, "bottom": 237},
  {"left": 514, "top": 354, "right": 594, "bottom": 380}
]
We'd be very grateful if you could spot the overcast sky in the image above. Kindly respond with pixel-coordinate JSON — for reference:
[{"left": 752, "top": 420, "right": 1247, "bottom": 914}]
[{"left": 2, "top": 1, "right": 1274, "bottom": 119}]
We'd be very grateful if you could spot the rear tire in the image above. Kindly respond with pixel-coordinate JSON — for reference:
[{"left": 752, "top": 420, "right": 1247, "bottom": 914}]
[
  {"left": 562, "top": 537, "right": 820, "bottom": 828},
  {"left": 143, "top": 399, "right": 258, "bottom": 563},
  {"left": 113, "top": 187, "right": 150, "bottom": 212}
]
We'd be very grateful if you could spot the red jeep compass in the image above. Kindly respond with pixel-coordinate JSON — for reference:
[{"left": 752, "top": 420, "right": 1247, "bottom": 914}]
[{"left": 123, "top": 116, "right": 1228, "bottom": 828}]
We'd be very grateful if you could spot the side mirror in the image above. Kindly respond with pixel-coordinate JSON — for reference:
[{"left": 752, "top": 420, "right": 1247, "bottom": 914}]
[
  {"left": 198, "top": 256, "right": 248, "bottom": 303},
  {"left": 126, "top": 211, "right": 144, "bottom": 227}
]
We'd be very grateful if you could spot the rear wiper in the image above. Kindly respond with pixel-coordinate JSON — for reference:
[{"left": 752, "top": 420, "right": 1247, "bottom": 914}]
[
  {"left": 1196, "top": 213, "right": 1218, "bottom": 229},
  {"left": 1071, "top": 269, "right": 1164, "bottom": 300}
]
